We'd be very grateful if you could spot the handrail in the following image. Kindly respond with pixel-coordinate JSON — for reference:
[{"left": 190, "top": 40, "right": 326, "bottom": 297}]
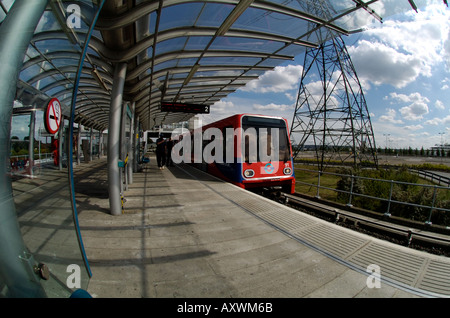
[
  {"left": 409, "top": 169, "right": 450, "bottom": 187},
  {"left": 295, "top": 167, "right": 450, "bottom": 226}
]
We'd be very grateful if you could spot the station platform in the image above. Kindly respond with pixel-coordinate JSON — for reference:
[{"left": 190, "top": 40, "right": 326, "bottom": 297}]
[{"left": 71, "top": 156, "right": 450, "bottom": 298}]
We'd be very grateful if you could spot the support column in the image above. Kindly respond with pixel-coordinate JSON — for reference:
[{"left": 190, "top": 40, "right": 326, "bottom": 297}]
[
  {"left": 89, "top": 128, "right": 93, "bottom": 162},
  {"left": 28, "top": 110, "right": 35, "bottom": 177},
  {"left": 128, "top": 102, "right": 135, "bottom": 183},
  {"left": 134, "top": 115, "right": 140, "bottom": 173},
  {"left": 108, "top": 62, "right": 127, "bottom": 216},
  {"left": 120, "top": 103, "right": 128, "bottom": 191},
  {"left": 0, "top": 0, "right": 48, "bottom": 297},
  {"left": 58, "top": 118, "right": 64, "bottom": 170},
  {"left": 76, "top": 124, "right": 81, "bottom": 164},
  {"left": 98, "top": 131, "right": 102, "bottom": 159}
]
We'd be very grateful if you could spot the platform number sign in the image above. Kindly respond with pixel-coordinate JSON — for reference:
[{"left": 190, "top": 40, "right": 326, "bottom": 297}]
[
  {"left": 161, "top": 102, "right": 210, "bottom": 114},
  {"left": 45, "top": 98, "right": 62, "bottom": 135}
]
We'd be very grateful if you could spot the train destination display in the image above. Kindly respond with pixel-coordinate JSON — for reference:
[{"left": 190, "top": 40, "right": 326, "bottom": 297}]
[{"left": 161, "top": 102, "right": 210, "bottom": 114}]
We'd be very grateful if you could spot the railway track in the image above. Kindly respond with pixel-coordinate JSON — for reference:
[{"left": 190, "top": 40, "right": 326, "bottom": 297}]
[{"left": 260, "top": 190, "right": 450, "bottom": 257}]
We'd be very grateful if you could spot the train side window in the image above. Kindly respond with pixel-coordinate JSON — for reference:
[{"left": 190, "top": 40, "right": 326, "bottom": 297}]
[
  {"left": 279, "top": 127, "right": 290, "bottom": 161},
  {"left": 223, "top": 126, "right": 233, "bottom": 162},
  {"left": 243, "top": 128, "right": 257, "bottom": 163}
]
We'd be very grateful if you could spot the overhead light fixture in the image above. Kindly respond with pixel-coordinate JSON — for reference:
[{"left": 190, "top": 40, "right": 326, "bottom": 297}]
[
  {"left": 92, "top": 67, "right": 109, "bottom": 92},
  {"left": 183, "top": 63, "right": 200, "bottom": 86},
  {"left": 217, "top": 0, "right": 253, "bottom": 36}
]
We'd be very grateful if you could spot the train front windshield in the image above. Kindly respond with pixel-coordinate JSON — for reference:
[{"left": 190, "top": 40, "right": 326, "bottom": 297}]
[{"left": 242, "top": 116, "right": 291, "bottom": 163}]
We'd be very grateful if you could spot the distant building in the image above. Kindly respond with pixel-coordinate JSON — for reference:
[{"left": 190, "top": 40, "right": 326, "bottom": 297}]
[{"left": 431, "top": 143, "right": 450, "bottom": 156}]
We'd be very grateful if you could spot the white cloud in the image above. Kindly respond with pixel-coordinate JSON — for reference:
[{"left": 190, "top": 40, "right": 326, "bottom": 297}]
[
  {"left": 284, "top": 92, "right": 295, "bottom": 101},
  {"left": 443, "top": 28, "right": 450, "bottom": 70},
  {"left": 348, "top": 40, "right": 423, "bottom": 88},
  {"left": 435, "top": 100, "right": 445, "bottom": 110},
  {"left": 205, "top": 100, "right": 237, "bottom": 123},
  {"left": 441, "top": 77, "right": 450, "bottom": 90},
  {"left": 378, "top": 108, "right": 403, "bottom": 124},
  {"left": 241, "top": 64, "right": 303, "bottom": 93},
  {"left": 399, "top": 104, "right": 428, "bottom": 121},
  {"left": 212, "top": 100, "right": 234, "bottom": 113},
  {"left": 387, "top": 92, "right": 430, "bottom": 121},
  {"left": 253, "top": 103, "right": 292, "bottom": 112},
  {"left": 425, "top": 115, "right": 450, "bottom": 126},
  {"left": 403, "top": 124, "right": 423, "bottom": 131},
  {"left": 348, "top": 4, "right": 450, "bottom": 88}
]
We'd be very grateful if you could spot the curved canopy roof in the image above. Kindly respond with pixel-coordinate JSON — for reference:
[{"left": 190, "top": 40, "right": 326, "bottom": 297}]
[{"left": 4, "top": 0, "right": 434, "bottom": 131}]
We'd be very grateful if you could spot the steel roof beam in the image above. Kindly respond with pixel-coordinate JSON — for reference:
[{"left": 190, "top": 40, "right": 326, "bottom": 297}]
[
  {"left": 95, "top": 0, "right": 348, "bottom": 35},
  {"left": 126, "top": 74, "right": 258, "bottom": 95},
  {"left": 88, "top": 27, "right": 318, "bottom": 63}
]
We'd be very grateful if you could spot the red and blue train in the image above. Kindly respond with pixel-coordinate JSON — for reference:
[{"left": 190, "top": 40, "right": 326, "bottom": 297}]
[{"left": 178, "top": 114, "right": 295, "bottom": 194}]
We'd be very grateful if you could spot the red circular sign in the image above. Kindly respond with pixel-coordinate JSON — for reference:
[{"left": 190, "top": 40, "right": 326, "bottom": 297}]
[{"left": 44, "top": 98, "right": 62, "bottom": 135}]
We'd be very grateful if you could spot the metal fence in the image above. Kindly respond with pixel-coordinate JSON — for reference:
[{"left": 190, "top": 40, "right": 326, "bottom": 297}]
[
  {"left": 295, "top": 167, "right": 450, "bottom": 226},
  {"left": 409, "top": 169, "right": 450, "bottom": 187}
]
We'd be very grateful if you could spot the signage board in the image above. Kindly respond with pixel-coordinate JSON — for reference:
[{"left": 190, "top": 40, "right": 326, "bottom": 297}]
[
  {"left": 161, "top": 102, "right": 210, "bottom": 114},
  {"left": 44, "top": 98, "right": 62, "bottom": 135}
]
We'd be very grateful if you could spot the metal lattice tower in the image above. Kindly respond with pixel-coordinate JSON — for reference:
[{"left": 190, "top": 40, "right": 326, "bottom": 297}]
[
  {"left": 290, "top": 0, "right": 379, "bottom": 171},
  {"left": 290, "top": 32, "right": 378, "bottom": 171}
]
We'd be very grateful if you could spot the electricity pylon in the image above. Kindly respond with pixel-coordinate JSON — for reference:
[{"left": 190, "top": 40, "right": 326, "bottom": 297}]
[{"left": 290, "top": 34, "right": 378, "bottom": 171}]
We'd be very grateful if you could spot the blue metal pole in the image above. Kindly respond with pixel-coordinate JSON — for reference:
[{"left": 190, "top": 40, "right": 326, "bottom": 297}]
[{"left": 0, "top": 0, "right": 49, "bottom": 297}]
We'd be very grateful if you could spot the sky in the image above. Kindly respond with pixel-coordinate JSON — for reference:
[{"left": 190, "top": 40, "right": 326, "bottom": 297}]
[{"left": 201, "top": 1, "right": 450, "bottom": 151}]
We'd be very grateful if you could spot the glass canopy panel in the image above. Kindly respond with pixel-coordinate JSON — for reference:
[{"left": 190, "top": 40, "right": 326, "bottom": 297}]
[
  {"left": 168, "top": 83, "right": 183, "bottom": 89},
  {"left": 232, "top": 78, "right": 253, "bottom": 85},
  {"left": 187, "top": 79, "right": 231, "bottom": 86},
  {"left": 24, "top": 45, "right": 41, "bottom": 61},
  {"left": 45, "top": 85, "right": 71, "bottom": 98},
  {"left": 32, "top": 72, "right": 67, "bottom": 89},
  {"left": 159, "top": 2, "right": 204, "bottom": 32},
  {"left": 153, "top": 59, "right": 179, "bottom": 73},
  {"left": 195, "top": 2, "right": 233, "bottom": 27},
  {"left": 277, "top": 43, "right": 308, "bottom": 58},
  {"left": 148, "top": 10, "right": 157, "bottom": 34},
  {"left": 246, "top": 69, "right": 268, "bottom": 77},
  {"left": 185, "top": 36, "right": 213, "bottom": 51},
  {"left": 200, "top": 56, "right": 262, "bottom": 66},
  {"left": 50, "top": 57, "right": 80, "bottom": 68},
  {"left": 258, "top": 58, "right": 289, "bottom": 68},
  {"left": 170, "top": 72, "right": 190, "bottom": 79},
  {"left": 175, "top": 57, "right": 199, "bottom": 67},
  {"left": 34, "top": 39, "right": 81, "bottom": 55},
  {"left": 234, "top": 6, "right": 312, "bottom": 40},
  {"left": 331, "top": 5, "right": 383, "bottom": 31},
  {"left": 210, "top": 36, "right": 285, "bottom": 54},
  {"left": 18, "top": 64, "right": 43, "bottom": 82},
  {"left": 154, "top": 37, "right": 189, "bottom": 56},
  {"left": 35, "top": 10, "right": 63, "bottom": 33},
  {"left": 196, "top": 70, "right": 244, "bottom": 78}
]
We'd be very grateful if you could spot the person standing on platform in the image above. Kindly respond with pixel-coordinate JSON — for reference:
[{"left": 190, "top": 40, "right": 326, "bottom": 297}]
[
  {"left": 166, "top": 137, "right": 175, "bottom": 167},
  {"left": 156, "top": 134, "right": 166, "bottom": 170}
]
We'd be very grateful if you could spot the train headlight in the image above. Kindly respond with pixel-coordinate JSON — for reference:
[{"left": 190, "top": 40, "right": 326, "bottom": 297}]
[
  {"left": 283, "top": 167, "right": 292, "bottom": 175},
  {"left": 244, "top": 169, "right": 255, "bottom": 178}
]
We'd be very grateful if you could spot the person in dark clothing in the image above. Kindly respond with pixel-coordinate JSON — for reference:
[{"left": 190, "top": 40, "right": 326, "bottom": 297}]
[
  {"left": 156, "top": 134, "right": 166, "bottom": 169},
  {"left": 166, "top": 137, "right": 174, "bottom": 167}
]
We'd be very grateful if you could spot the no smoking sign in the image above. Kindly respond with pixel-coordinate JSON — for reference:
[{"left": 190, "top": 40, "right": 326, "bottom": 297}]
[{"left": 44, "top": 98, "right": 62, "bottom": 135}]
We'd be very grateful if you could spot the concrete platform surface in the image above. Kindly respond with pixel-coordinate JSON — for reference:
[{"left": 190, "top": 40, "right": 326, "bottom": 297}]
[{"left": 74, "top": 157, "right": 446, "bottom": 298}]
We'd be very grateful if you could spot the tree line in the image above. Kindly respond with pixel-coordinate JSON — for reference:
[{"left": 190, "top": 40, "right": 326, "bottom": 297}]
[{"left": 378, "top": 147, "right": 450, "bottom": 157}]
